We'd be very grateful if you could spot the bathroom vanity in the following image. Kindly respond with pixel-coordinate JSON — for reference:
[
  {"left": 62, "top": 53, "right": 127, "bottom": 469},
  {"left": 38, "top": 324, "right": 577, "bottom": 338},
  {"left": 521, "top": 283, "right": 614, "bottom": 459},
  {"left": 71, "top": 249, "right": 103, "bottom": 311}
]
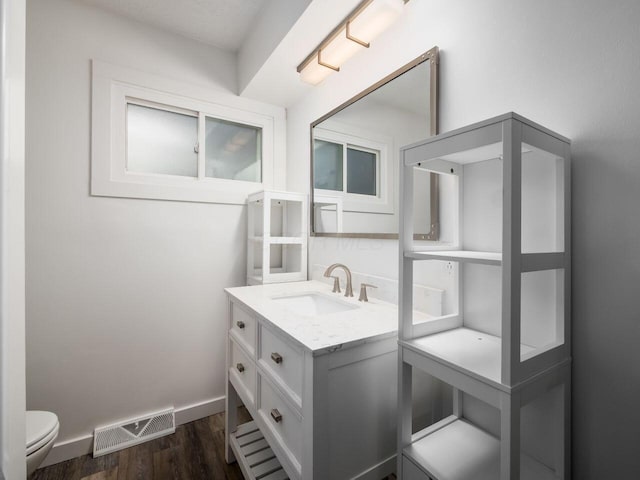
[{"left": 224, "top": 280, "right": 398, "bottom": 480}]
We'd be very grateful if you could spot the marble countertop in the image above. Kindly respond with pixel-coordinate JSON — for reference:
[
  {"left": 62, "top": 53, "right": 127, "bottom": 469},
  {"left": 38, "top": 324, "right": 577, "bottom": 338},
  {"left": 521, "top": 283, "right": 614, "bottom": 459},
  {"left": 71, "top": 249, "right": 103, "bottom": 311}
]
[{"left": 225, "top": 280, "right": 400, "bottom": 355}]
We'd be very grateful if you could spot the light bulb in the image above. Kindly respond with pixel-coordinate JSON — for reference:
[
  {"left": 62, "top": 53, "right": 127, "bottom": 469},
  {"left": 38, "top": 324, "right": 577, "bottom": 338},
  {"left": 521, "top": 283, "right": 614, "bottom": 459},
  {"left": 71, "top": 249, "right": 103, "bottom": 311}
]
[
  {"left": 299, "top": 53, "right": 337, "bottom": 85},
  {"left": 349, "top": 0, "right": 404, "bottom": 43}
]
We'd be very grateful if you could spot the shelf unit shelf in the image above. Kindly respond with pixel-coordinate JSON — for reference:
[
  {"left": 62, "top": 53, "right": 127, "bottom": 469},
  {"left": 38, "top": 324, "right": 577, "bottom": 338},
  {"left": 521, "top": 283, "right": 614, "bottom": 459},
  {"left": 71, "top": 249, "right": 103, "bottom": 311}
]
[
  {"left": 404, "top": 417, "right": 559, "bottom": 480},
  {"left": 397, "top": 113, "right": 571, "bottom": 480},
  {"left": 404, "top": 250, "right": 502, "bottom": 266},
  {"left": 246, "top": 190, "right": 307, "bottom": 285},
  {"left": 400, "top": 327, "right": 536, "bottom": 387},
  {"left": 248, "top": 236, "right": 305, "bottom": 245}
]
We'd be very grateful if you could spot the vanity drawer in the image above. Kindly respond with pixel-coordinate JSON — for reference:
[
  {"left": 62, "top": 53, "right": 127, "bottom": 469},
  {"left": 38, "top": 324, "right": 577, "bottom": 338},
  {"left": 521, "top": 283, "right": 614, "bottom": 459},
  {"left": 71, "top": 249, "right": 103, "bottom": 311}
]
[
  {"left": 258, "top": 374, "right": 302, "bottom": 472},
  {"left": 259, "top": 326, "right": 303, "bottom": 406},
  {"left": 230, "top": 303, "right": 257, "bottom": 356},
  {"left": 229, "top": 338, "right": 256, "bottom": 408}
]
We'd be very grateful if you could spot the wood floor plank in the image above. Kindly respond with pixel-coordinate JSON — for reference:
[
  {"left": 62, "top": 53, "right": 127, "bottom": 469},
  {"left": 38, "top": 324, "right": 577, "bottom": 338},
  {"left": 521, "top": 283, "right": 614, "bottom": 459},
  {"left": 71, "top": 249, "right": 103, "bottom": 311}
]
[
  {"left": 31, "top": 457, "right": 82, "bottom": 480},
  {"left": 118, "top": 440, "right": 155, "bottom": 480},
  {"left": 152, "top": 445, "right": 180, "bottom": 480},
  {"left": 211, "top": 428, "right": 246, "bottom": 480},
  {"left": 80, "top": 467, "right": 119, "bottom": 480},
  {"left": 174, "top": 421, "right": 208, "bottom": 480},
  {"left": 80, "top": 451, "right": 119, "bottom": 478}
]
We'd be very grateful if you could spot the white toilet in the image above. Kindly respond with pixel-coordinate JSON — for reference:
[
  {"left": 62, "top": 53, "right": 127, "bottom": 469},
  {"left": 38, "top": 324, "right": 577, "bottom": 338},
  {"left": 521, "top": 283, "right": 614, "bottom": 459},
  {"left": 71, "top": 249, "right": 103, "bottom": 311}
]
[{"left": 26, "top": 411, "right": 59, "bottom": 476}]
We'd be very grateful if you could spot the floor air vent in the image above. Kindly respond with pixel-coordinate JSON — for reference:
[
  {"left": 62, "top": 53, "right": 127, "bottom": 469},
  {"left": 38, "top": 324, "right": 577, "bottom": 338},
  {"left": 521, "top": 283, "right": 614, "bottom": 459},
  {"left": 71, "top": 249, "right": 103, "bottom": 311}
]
[{"left": 93, "top": 407, "right": 175, "bottom": 457}]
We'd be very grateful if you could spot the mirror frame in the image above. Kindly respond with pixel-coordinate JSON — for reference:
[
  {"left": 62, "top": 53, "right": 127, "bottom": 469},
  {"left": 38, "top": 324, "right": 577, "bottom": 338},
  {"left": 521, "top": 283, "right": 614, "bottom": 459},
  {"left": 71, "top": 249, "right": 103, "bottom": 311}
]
[{"left": 309, "top": 46, "right": 440, "bottom": 239}]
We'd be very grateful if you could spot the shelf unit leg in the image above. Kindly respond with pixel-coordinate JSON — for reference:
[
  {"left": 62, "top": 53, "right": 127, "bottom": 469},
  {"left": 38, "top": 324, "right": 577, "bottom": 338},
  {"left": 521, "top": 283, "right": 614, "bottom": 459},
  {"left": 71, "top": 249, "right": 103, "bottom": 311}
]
[
  {"left": 562, "top": 376, "right": 571, "bottom": 479},
  {"left": 397, "top": 354, "right": 413, "bottom": 479},
  {"left": 500, "top": 391, "right": 521, "bottom": 480},
  {"left": 452, "top": 388, "right": 463, "bottom": 418}
]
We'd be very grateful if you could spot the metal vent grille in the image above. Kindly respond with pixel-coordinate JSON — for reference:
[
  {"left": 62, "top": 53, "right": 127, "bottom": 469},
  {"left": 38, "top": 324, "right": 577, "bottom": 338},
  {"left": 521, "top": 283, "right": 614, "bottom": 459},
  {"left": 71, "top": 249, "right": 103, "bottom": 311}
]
[{"left": 93, "top": 407, "right": 175, "bottom": 457}]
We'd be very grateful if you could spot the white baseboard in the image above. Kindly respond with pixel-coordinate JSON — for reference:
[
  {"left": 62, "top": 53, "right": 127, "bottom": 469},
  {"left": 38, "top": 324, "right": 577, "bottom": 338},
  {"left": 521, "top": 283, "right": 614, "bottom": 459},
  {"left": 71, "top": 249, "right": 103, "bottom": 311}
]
[
  {"left": 40, "top": 395, "right": 226, "bottom": 468},
  {"left": 174, "top": 396, "right": 225, "bottom": 425},
  {"left": 354, "top": 454, "right": 396, "bottom": 480}
]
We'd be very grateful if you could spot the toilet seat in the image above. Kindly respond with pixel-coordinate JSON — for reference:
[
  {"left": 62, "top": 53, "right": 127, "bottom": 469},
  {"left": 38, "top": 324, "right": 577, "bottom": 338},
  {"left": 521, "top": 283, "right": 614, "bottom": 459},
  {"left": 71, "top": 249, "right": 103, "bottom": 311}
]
[{"left": 26, "top": 411, "right": 59, "bottom": 456}]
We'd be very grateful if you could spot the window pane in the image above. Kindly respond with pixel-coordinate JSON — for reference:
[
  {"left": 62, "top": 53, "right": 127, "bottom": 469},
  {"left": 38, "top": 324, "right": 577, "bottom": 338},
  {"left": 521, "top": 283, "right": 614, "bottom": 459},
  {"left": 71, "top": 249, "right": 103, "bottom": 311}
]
[
  {"left": 127, "top": 103, "right": 198, "bottom": 177},
  {"left": 346, "top": 147, "right": 377, "bottom": 196},
  {"left": 205, "top": 117, "right": 262, "bottom": 182},
  {"left": 314, "top": 140, "right": 343, "bottom": 191}
]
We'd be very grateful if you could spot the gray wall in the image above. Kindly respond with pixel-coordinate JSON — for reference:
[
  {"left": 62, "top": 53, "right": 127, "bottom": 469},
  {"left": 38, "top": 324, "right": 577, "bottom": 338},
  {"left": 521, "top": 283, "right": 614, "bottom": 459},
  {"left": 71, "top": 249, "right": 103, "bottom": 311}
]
[{"left": 287, "top": 0, "right": 640, "bottom": 477}]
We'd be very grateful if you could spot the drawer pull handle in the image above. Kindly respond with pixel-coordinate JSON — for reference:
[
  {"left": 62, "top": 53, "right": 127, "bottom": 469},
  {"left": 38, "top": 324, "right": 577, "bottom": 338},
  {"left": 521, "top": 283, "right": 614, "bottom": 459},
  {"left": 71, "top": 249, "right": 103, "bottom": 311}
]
[
  {"left": 271, "top": 352, "right": 283, "bottom": 364},
  {"left": 236, "top": 320, "right": 245, "bottom": 329},
  {"left": 270, "top": 409, "right": 282, "bottom": 423},
  {"left": 236, "top": 363, "right": 245, "bottom": 373}
]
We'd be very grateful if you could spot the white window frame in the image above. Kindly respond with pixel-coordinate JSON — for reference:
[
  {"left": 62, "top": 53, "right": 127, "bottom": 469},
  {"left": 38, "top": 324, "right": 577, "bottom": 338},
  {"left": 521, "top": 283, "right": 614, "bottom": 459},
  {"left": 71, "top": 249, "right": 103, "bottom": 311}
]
[
  {"left": 91, "top": 60, "right": 285, "bottom": 204},
  {"left": 313, "top": 125, "right": 393, "bottom": 215}
]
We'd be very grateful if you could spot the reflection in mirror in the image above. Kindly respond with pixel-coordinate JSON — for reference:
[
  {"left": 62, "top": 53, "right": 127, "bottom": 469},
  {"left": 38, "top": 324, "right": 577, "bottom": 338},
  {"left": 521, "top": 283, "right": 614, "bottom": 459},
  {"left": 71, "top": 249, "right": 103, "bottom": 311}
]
[{"left": 311, "top": 47, "right": 439, "bottom": 238}]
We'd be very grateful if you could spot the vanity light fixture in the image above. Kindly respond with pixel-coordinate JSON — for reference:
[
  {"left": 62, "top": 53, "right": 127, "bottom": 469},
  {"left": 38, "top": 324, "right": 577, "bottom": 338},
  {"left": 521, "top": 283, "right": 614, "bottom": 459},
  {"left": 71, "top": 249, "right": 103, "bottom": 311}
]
[{"left": 297, "top": 0, "right": 409, "bottom": 85}]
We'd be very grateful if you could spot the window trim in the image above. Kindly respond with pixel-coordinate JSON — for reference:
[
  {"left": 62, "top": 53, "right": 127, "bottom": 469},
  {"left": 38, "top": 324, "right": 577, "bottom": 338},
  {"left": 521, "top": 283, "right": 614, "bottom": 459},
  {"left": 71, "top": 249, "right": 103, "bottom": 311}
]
[
  {"left": 91, "top": 60, "right": 285, "bottom": 204},
  {"left": 313, "top": 125, "right": 393, "bottom": 215}
]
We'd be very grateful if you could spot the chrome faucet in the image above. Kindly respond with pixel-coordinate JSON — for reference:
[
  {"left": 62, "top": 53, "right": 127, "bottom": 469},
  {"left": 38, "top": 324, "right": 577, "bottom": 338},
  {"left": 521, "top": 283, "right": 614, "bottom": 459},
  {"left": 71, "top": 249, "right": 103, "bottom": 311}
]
[{"left": 323, "top": 263, "right": 354, "bottom": 297}]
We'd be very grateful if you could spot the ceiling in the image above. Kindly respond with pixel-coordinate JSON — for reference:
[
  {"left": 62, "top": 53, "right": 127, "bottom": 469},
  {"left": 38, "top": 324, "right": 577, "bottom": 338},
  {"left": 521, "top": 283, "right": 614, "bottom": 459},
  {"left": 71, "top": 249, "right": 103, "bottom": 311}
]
[{"left": 80, "top": 0, "right": 266, "bottom": 52}]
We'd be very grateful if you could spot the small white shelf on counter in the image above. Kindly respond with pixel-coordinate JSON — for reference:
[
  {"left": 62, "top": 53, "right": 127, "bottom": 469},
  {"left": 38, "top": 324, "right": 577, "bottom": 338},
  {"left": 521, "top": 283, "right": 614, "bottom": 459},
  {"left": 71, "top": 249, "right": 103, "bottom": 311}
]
[{"left": 246, "top": 190, "right": 307, "bottom": 285}]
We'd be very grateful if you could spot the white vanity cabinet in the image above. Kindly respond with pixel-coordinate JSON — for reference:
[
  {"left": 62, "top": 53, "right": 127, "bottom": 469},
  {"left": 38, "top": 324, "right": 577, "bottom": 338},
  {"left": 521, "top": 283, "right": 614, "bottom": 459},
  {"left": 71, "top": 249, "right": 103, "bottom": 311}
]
[
  {"left": 397, "top": 113, "right": 571, "bottom": 480},
  {"left": 225, "top": 281, "right": 398, "bottom": 480}
]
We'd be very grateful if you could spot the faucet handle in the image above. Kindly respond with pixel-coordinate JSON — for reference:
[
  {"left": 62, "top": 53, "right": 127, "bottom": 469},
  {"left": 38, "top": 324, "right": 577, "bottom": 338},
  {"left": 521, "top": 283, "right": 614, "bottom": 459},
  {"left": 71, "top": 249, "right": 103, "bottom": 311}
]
[
  {"left": 329, "top": 276, "right": 341, "bottom": 293},
  {"left": 358, "top": 283, "right": 377, "bottom": 302}
]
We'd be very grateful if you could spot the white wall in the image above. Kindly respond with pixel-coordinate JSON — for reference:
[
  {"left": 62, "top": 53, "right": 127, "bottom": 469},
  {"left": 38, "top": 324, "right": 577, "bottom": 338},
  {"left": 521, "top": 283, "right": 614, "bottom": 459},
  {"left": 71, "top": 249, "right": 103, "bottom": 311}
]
[
  {"left": 287, "top": 0, "right": 640, "bottom": 477},
  {"left": 25, "top": 0, "right": 283, "bottom": 463},
  {"left": 1, "top": 0, "right": 26, "bottom": 477}
]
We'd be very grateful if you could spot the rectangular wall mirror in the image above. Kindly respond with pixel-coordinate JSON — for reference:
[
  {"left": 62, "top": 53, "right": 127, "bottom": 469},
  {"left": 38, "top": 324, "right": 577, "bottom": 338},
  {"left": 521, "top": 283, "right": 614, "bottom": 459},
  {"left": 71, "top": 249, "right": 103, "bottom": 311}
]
[{"left": 311, "top": 47, "right": 439, "bottom": 239}]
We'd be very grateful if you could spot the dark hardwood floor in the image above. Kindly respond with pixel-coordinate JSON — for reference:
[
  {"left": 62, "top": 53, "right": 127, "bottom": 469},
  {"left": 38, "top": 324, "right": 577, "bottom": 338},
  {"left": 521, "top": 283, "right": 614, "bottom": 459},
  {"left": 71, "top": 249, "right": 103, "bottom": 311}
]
[
  {"left": 32, "top": 408, "right": 397, "bottom": 480},
  {"left": 31, "top": 409, "right": 251, "bottom": 480}
]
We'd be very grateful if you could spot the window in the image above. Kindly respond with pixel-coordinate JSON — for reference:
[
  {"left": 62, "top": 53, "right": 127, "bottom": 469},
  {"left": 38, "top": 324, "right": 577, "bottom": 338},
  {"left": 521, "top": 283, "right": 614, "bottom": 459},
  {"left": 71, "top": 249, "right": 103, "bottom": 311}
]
[
  {"left": 346, "top": 147, "right": 377, "bottom": 195},
  {"left": 126, "top": 103, "right": 199, "bottom": 177},
  {"left": 313, "top": 126, "right": 392, "bottom": 215},
  {"left": 314, "top": 139, "right": 379, "bottom": 197},
  {"left": 204, "top": 117, "right": 262, "bottom": 183},
  {"left": 125, "top": 101, "right": 263, "bottom": 183},
  {"left": 91, "top": 61, "right": 285, "bottom": 204},
  {"left": 314, "top": 140, "right": 343, "bottom": 191}
]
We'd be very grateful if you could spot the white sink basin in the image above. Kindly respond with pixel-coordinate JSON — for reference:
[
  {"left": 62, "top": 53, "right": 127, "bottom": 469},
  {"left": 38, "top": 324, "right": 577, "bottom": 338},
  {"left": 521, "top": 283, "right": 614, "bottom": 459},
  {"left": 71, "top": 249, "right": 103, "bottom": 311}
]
[{"left": 271, "top": 293, "right": 359, "bottom": 316}]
